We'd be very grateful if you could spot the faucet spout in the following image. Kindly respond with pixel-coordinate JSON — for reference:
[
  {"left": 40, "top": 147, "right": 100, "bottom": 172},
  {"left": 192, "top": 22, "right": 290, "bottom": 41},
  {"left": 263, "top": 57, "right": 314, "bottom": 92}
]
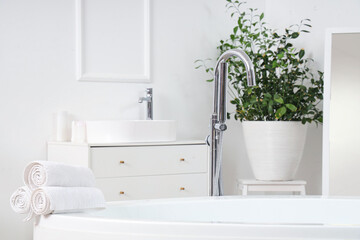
[
  {"left": 214, "top": 49, "right": 256, "bottom": 86},
  {"left": 138, "top": 97, "right": 151, "bottom": 103},
  {"left": 213, "top": 49, "right": 256, "bottom": 123},
  {"left": 210, "top": 49, "right": 256, "bottom": 196}
]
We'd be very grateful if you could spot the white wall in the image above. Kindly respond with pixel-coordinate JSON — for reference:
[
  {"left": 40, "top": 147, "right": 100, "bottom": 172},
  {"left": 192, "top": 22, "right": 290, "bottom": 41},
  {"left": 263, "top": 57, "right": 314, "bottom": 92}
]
[
  {"left": 1, "top": 0, "right": 360, "bottom": 239},
  {"left": 0, "top": 0, "right": 242, "bottom": 239}
]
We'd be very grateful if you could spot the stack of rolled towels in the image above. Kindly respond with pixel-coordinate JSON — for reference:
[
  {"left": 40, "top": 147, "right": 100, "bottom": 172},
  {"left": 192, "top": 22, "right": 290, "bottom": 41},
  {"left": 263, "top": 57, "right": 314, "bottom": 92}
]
[{"left": 10, "top": 161, "right": 106, "bottom": 221}]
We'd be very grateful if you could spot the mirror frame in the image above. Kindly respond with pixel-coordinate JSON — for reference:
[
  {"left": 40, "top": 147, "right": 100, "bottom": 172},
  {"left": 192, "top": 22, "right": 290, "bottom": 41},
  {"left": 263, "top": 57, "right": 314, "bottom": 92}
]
[{"left": 322, "top": 28, "right": 360, "bottom": 195}]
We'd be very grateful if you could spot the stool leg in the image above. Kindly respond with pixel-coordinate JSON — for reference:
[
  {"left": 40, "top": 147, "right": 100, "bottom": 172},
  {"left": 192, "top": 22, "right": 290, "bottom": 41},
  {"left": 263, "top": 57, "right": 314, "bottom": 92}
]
[
  {"left": 300, "top": 186, "right": 306, "bottom": 195},
  {"left": 242, "top": 185, "right": 248, "bottom": 196}
]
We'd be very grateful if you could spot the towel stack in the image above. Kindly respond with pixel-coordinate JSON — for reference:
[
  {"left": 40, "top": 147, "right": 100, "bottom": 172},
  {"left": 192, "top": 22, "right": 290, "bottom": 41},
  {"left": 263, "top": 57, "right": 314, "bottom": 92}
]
[{"left": 10, "top": 161, "right": 106, "bottom": 221}]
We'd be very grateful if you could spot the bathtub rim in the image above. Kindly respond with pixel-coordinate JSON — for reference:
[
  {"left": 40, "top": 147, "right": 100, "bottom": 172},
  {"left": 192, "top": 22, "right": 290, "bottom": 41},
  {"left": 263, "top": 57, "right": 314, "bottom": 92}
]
[
  {"left": 34, "top": 196, "right": 360, "bottom": 240},
  {"left": 35, "top": 195, "right": 360, "bottom": 226}
]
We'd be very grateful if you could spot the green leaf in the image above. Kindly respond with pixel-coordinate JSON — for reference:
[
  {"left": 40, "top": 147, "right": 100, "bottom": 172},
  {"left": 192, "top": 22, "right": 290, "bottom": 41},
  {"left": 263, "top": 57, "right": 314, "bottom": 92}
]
[
  {"left": 299, "top": 49, "right": 305, "bottom": 59},
  {"left": 274, "top": 94, "right": 284, "bottom": 104},
  {"left": 299, "top": 85, "right": 307, "bottom": 91},
  {"left": 291, "top": 32, "right": 299, "bottom": 38},
  {"left": 237, "top": 18, "right": 242, "bottom": 27},
  {"left": 264, "top": 93, "right": 272, "bottom": 99},
  {"left": 231, "top": 98, "right": 240, "bottom": 104},
  {"left": 262, "top": 99, "right": 267, "bottom": 106},
  {"left": 268, "top": 106, "right": 273, "bottom": 114},
  {"left": 250, "top": 96, "right": 257, "bottom": 104},
  {"left": 275, "top": 106, "right": 287, "bottom": 119},
  {"left": 268, "top": 100, "right": 274, "bottom": 113},
  {"left": 233, "top": 26, "right": 238, "bottom": 34},
  {"left": 274, "top": 97, "right": 284, "bottom": 104},
  {"left": 285, "top": 104, "right": 297, "bottom": 112},
  {"left": 206, "top": 79, "right": 213, "bottom": 82},
  {"left": 260, "top": 13, "right": 264, "bottom": 20},
  {"left": 286, "top": 43, "right": 293, "bottom": 48}
]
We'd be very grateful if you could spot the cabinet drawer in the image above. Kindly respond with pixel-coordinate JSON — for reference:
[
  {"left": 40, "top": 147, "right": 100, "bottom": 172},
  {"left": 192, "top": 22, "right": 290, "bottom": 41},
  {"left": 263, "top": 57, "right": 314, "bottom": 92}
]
[
  {"left": 96, "top": 173, "right": 209, "bottom": 201},
  {"left": 91, "top": 145, "right": 208, "bottom": 177}
]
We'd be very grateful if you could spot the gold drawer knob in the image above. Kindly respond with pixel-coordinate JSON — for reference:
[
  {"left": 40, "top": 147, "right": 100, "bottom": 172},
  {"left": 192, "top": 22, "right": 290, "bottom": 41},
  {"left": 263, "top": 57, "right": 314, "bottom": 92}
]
[
  {"left": 180, "top": 158, "right": 185, "bottom": 162},
  {"left": 119, "top": 191, "right": 125, "bottom": 195},
  {"left": 119, "top": 161, "right": 125, "bottom": 164},
  {"left": 180, "top": 187, "right": 185, "bottom": 191}
]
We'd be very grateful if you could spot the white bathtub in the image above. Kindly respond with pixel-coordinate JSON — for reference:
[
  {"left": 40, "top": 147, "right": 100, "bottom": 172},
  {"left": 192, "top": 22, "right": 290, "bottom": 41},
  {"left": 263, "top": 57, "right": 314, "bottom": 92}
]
[{"left": 34, "top": 196, "right": 360, "bottom": 240}]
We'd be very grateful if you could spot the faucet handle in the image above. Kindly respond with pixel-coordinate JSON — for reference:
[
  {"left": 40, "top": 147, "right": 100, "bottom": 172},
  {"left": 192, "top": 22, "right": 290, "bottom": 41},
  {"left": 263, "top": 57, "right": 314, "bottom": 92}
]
[
  {"left": 205, "top": 135, "right": 211, "bottom": 146},
  {"left": 214, "top": 123, "right": 227, "bottom": 131},
  {"left": 146, "top": 88, "right": 152, "bottom": 94}
]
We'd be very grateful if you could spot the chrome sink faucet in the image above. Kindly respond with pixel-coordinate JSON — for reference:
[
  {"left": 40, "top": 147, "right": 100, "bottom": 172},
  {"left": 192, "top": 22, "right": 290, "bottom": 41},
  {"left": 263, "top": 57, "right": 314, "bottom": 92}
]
[
  {"left": 209, "top": 49, "right": 256, "bottom": 196},
  {"left": 138, "top": 88, "right": 153, "bottom": 120}
]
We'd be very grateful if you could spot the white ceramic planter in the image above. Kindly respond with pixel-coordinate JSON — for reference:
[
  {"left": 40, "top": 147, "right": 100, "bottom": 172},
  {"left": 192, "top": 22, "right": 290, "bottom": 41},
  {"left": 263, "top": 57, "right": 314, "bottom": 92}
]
[{"left": 242, "top": 121, "right": 308, "bottom": 181}]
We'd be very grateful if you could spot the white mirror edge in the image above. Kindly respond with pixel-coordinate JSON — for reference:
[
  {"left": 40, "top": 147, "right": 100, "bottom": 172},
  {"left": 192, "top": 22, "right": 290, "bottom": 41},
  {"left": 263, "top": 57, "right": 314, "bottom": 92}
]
[{"left": 322, "top": 28, "right": 360, "bottom": 195}]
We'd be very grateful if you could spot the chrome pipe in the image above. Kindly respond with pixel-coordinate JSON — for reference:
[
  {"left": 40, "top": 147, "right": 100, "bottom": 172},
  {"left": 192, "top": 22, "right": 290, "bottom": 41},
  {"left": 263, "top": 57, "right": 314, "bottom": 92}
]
[{"left": 210, "top": 113, "right": 217, "bottom": 196}]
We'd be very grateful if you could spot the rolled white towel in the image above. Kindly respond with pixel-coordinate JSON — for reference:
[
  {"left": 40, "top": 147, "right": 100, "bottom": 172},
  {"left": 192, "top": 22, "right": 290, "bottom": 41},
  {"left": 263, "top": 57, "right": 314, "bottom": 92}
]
[
  {"left": 31, "top": 187, "right": 106, "bottom": 215},
  {"left": 10, "top": 186, "right": 31, "bottom": 214},
  {"left": 24, "top": 161, "right": 96, "bottom": 190},
  {"left": 10, "top": 186, "right": 34, "bottom": 221}
]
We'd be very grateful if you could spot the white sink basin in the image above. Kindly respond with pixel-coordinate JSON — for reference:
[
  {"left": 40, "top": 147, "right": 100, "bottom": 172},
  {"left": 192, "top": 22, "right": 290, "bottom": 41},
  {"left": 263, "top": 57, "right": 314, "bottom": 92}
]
[{"left": 85, "top": 120, "right": 176, "bottom": 143}]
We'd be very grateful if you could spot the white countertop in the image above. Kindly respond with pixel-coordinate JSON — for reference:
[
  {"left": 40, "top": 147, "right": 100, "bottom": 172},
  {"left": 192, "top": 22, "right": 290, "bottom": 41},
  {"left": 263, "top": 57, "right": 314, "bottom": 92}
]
[{"left": 47, "top": 140, "right": 207, "bottom": 147}]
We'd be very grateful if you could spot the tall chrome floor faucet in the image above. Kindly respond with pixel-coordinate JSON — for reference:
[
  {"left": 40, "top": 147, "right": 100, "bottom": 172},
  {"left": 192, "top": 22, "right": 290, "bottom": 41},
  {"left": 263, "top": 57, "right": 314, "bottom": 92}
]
[{"left": 209, "top": 49, "right": 256, "bottom": 196}]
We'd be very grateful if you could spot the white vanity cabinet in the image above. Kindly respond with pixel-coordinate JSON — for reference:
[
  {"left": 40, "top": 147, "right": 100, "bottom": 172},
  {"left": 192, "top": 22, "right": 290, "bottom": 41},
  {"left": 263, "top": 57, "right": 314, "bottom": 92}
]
[{"left": 47, "top": 141, "right": 209, "bottom": 201}]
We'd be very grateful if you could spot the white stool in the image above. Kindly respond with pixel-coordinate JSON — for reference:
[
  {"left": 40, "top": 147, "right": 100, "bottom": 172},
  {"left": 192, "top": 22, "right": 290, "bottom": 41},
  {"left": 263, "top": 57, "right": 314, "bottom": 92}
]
[{"left": 237, "top": 179, "right": 307, "bottom": 196}]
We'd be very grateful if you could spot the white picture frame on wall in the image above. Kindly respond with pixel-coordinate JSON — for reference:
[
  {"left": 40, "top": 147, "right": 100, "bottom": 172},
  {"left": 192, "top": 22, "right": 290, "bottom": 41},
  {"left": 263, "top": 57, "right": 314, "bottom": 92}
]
[{"left": 76, "top": 0, "right": 150, "bottom": 83}]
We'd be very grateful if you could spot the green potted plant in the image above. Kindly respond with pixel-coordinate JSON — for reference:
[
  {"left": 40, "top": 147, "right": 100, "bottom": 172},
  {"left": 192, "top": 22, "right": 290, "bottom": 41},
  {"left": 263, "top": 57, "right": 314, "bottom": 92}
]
[{"left": 196, "top": 0, "right": 323, "bottom": 180}]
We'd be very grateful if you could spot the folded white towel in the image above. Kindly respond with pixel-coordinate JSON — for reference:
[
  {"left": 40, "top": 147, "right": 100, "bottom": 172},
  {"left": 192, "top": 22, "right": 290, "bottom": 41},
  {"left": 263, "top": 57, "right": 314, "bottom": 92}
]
[
  {"left": 24, "top": 161, "right": 96, "bottom": 190},
  {"left": 10, "top": 186, "right": 33, "bottom": 221},
  {"left": 31, "top": 187, "right": 106, "bottom": 215}
]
